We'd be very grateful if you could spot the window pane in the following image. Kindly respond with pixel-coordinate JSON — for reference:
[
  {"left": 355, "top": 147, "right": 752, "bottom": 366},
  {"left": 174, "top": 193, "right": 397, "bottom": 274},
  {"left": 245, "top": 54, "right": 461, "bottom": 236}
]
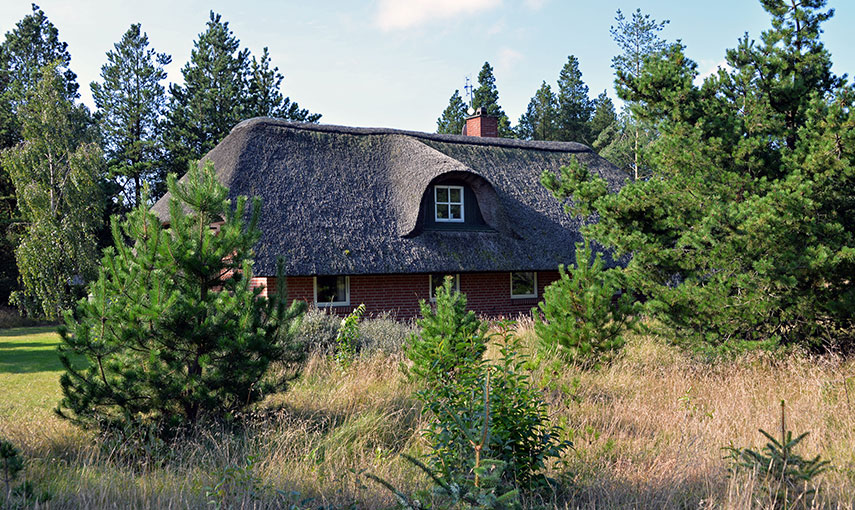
[
  {"left": 436, "top": 187, "right": 448, "bottom": 202},
  {"left": 511, "top": 272, "right": 535, "bottom": 297},
  {"left": 449, "top": 188, "right": 461, "bottom": 203},
  {"left": 449, "top": 204, "right": 462, "bottom": 219},
  {"left": 317, "top": 275, "right": 347, "bottom": 303},
  {"left": 436, "top": 203, "right": 449, "bottom": 219}
]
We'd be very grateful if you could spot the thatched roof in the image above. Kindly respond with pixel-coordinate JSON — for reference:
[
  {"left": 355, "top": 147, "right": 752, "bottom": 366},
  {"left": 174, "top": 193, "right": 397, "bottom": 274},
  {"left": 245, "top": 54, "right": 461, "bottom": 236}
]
[{"left": 151, "top": 118, "right": 626, "bottom": 276}]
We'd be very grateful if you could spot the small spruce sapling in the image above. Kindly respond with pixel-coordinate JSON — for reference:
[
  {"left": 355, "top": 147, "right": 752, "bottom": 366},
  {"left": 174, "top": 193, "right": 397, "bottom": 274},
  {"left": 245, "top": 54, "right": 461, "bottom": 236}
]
[
  {"left": 534, "top": 239, "right": 636, "bottom": 367},
  {"left": 725, "top": 400, "right": 830, "bottom": 509},
  {"left": 1, "top": 439, "right": 24, "bottom": 503}
]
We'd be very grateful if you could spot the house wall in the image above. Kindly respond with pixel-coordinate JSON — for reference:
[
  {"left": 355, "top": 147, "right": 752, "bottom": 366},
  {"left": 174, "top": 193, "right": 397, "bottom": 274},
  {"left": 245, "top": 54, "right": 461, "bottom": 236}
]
[{"left": 250, "top": 271, "right": 560, "bottom": 319}]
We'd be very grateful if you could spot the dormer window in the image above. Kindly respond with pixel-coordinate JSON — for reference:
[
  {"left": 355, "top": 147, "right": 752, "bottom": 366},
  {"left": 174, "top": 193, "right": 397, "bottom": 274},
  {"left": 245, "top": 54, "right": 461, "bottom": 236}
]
[{"left": 434, "top": 185, "right": 464, "bottom": 222}]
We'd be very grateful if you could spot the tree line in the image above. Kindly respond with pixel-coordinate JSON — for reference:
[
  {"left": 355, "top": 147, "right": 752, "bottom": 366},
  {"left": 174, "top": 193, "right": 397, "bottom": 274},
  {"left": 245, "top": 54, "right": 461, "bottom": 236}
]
[
  {"left": 0, "top": 5, "right": 320, "bottom": 318},
  {"left": 435, "top": 8, "right": 666, "bottom": 182}
]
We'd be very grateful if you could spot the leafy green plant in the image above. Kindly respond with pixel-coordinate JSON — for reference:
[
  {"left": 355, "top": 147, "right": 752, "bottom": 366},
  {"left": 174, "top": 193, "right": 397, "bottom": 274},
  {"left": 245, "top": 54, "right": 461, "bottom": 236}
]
[
  {"left": 335, "top": 304, "right": 365, "bottom": 367},
  {"left": 534, "top": 239, "right": 636, "bottom": 367},
  {"left": 205, "top": 455, "right": 267, "bottom": 510},
  {"left": 725, "top": 400, "right": 830, "bottom": 509}
]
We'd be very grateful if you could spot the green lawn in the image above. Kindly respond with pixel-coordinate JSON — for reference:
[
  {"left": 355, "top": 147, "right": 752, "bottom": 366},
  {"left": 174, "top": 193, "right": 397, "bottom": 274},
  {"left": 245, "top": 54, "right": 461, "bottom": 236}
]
[{"left": 0, "top": 326, "right": 64, "bottom": 420}]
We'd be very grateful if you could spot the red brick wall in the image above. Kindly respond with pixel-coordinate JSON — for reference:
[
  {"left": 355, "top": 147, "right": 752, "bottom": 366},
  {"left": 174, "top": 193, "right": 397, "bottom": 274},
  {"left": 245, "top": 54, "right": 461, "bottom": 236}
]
[{"left": 250, "top": 271, "right": 560, "bottom": 319}]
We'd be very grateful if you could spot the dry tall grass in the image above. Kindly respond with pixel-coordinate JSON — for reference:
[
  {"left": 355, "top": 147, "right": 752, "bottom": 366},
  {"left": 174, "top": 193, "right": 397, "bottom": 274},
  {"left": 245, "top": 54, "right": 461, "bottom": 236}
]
[{"left": 1, "top": 322, "right": 853, "bottom": 509}]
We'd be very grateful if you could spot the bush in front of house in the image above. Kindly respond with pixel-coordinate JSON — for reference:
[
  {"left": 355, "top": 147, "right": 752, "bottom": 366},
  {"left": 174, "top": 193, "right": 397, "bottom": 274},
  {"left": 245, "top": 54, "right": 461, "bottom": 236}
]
[
  {"left": 405, "top": 278, "right": 570, "bottom": 488},
  {"left": 534, "top": 239, "right": 637, "bottom": 368},
  {"left": 56, "top": 161, "right": 305, "bottom": 434}
]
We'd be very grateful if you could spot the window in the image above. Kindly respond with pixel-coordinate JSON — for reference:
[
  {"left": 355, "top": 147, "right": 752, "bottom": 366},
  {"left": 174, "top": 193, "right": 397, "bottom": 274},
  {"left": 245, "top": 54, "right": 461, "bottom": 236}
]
[
  {"left": 510, "top": 272, "right": 537, "bottom": 299},
  {"left": 429, "top": 273, "right": 460, "bottom": 300},
  {"left": 314, "top": 275, "right": 350, "bottom": 306},
  {"left": 434, "top": 185, "right": 464, "bottom": 222}
]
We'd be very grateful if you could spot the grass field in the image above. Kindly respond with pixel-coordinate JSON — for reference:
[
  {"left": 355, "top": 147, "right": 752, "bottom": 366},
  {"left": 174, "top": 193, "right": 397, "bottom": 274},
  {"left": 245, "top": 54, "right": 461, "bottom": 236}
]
[{"left": 1, "top": 323, "right": 854, "bottom": 509}]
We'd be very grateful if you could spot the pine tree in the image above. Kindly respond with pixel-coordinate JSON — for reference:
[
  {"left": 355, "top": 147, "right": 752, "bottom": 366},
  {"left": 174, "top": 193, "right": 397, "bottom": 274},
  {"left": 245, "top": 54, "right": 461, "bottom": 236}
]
[
  {"left": 556, "top": 55, "right": 593, "bottom": 143},
  {"left": 544, "top": 0, "right": 854, "bottom": 349},
  {"left": 589, "top": 90, "right": 617, "bottom": 143},
  {"left": 246, "top": 47, "right": 320, "bottom": 122},
  {"left": 436, "top": 89, "right": 467, "bottom": 135},
  {"left": 516, "top": 81, "right": 558, "bottom": 141},
  {"left": 165, "top": 11, "right": 249, "bottom": 182},
  {"left": 91, "top": 24, "right": 171, "bottom": 208},
  {"left": 57, "top": 161, "right": 306, "bottom": 432},
  {"left": 610, "top": 8, "right": 669, "bottom": 180},
  {"left": 1, "top": 64, "right": 103, "bottom": 319},
  {"left": 472, "top": 62, "right": 513, "bottom": 137}
]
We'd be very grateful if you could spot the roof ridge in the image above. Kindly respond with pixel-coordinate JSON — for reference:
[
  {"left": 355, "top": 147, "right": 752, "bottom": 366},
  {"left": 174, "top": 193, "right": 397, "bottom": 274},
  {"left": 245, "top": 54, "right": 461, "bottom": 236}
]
[{"left": 233, "top": 117, "right": 593, "bottom": 153}]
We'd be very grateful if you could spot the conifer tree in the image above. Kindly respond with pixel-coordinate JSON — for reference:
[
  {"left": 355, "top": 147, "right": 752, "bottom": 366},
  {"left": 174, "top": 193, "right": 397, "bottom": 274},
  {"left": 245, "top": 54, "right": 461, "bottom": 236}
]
[
  {"left": 246, "top": 47, "right": 320, "bottom": 122},
  {"left": 471, "top": 62, "right": 513, "bottom": 137},
  {"left": 610, "top": 8, "right": 669, "bottom": 180},
  {"left": 589, "top": 90, "right": 617, "bottom": 143},
  {"left": 544, "top": 0, "right": 853, "bottom": 348},
  {"left": 57, "top": 161, "right": 306, "bottom": 432},
  {"left": 165, "top": 12, "right": 249, "bottom": 182},
  {"left": 516, "top": 81, "right": 558, "bottom": 141},
  {"left": 1, "top": 64, "right": 103, "bottom": 319},
  {"left": 556, "top": 55, "right": 593, "bottom": 143},
  {"left": 91, "top": 24, "right": 171, "bottom": 207},
  {"left": 436, "top": 89, "right": 467, "bottom": 135}
]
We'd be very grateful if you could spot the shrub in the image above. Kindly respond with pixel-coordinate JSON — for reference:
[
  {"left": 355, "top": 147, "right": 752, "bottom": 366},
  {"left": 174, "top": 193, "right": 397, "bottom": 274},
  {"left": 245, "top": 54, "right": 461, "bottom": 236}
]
[
  {"left": 335, "top": 304, "right": 365, "bottom": 366},
  {"left": 294, "top": 307, "right": 341, "bottom": 354},
  {"left": 534, "top": 240, "right": 636, "bottom": 367},
  {"left": 358, "top": 312, "right": 414, "bottom": 354},
  {"left": 56, "top": 162, "right": 305, "bottom": 433},
  {"left": 404, "top": 276, "right": 488, "bottom": 388},
  {"left": 406, "top": 280, "right": 569, "bottom": 486}
]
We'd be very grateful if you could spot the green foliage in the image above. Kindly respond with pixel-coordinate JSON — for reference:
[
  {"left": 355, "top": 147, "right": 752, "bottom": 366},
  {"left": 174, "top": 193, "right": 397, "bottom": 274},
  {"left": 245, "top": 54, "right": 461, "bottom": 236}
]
[
  {"left": 205, "top": 455, "right": 266, "bottom": 510},
  {"left": 725, "top": 401, "right": 830, "bottom": 508},
  {"left": 516, "top": 81, "right": 558, "bottom": 141},
  {"left": 534, "top": 240, "right": 636, "bottom": 367},
  {"left": 547, "top": 1, "right": 854, "bottom": 350},
  {"left": 91, "top": 23, "right": 171, "bottom": 207},
  {"left": 56, "top": 161, "right": 305, "bottom": 433},
  {"left": 406, "top": 281, "right": 569, "bottom": 486},
  {"left": 245, "top": 47, "right": 320, "bottom": 122},
  {"left": 472, "top": 62, "right": 513, "bottom": 138},
  {"left": 2, "top": 63, "right": 103, "bottom": 319},
  {"left": 1, "top": 438, "right": 24, "bottom": 502},
  {"left": 436, "top": 89, "right": 467, "bottom": 135},
  {"left": 610, "top": 8, "right": 669, "bottom": 180},
  {"left": 335, "top": 303, "right": 365, "bottom": 367},
  {"left": 556, "top": 55, "right": 594, "bottom": 144},
  {"left": 404, "top": 276, "right": 488, "bottom": 387},
  {"left": 165, "top": 12, "right": 319, "bottom": 185},
  {"left": 588, "top": 90, "right": 617, "bottom": 144}
]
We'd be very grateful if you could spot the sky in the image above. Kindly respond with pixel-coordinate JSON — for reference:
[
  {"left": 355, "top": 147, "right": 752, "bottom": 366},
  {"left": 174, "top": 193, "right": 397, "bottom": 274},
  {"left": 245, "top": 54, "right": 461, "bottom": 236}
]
[{"left": 2, "top": 0, "right": 853, "bottom": 133}]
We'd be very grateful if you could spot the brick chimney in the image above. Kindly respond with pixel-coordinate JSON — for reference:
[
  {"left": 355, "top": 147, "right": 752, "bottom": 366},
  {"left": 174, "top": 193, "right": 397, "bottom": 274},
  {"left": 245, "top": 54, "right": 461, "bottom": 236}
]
[{"left": 462, "top": 107, "right": 498, "bottom": 138}]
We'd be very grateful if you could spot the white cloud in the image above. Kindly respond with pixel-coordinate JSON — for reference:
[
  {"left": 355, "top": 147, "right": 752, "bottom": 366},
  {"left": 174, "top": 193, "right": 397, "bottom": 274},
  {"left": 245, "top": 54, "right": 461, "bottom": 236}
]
[
  {"left": 695, "top": 59, "right": 733, "bottom": 85},
  {"left": 375, "top": 0, "right": 501, "bottom": 31},
  {"left": 496, "top": 47, "right": 523, "bottom": 74}
]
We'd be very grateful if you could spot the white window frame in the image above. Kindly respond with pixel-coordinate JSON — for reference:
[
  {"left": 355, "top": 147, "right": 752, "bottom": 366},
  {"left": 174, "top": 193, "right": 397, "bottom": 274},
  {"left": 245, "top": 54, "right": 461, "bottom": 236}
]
[
  {"left": 429, "top": 273, "right": 460, "bottom": 301},
  {"left": 313, "top": 275, "right": 350, "bottom": 307},
  {"left": 510, "top": 271, "right": 537, "bottom": 299},
  {"left": 434, "top": 185, "right": 465, "bottom": 223}
]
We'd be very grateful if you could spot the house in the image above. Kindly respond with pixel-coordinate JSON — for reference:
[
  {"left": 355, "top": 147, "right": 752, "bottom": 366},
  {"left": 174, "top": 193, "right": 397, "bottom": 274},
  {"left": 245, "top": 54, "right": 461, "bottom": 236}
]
[{"left": 151, "top": 109, "right": 625, "bottom": 318}]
